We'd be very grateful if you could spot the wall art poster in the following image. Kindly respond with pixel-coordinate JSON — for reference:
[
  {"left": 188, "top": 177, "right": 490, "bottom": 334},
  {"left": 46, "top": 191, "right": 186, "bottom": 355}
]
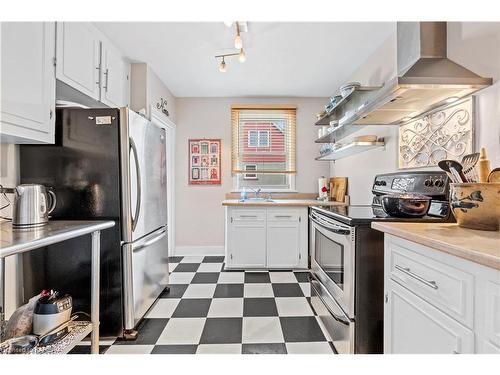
[
  {"left": 399, "top": 98, "right": 474, "bottom": 169},
  {"left": 189, "top": 139, "right": 221, "bottom": 185}
]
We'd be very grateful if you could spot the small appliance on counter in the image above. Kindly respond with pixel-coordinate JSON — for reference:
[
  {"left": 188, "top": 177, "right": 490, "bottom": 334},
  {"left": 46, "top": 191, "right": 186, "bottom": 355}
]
[{"left": 12, "top": 184, "right": 57, "bottom": 227}]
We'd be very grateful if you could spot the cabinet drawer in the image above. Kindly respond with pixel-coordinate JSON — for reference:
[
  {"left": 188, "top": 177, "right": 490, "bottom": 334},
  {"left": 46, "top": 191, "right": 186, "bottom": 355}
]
[
  {"left": 231, "top": 209, "right": 266, "bottom": 223},
  {"left": 387, "top": 238, "right": 474, "bottom": 328},
  {"left": 267, "top": 209, "right": 300, "bottom": 222}
]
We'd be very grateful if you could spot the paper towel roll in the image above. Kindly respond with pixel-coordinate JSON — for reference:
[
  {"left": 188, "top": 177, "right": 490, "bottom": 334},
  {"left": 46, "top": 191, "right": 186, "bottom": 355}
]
[{"left": 318, "top": 177, "right": 328, "bottom": 198}]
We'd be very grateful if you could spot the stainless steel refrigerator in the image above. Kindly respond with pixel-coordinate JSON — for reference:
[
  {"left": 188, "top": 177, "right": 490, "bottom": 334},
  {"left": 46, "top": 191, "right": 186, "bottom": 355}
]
[{"left": 20, "top": 107, "right": 169, "bottom": 338}]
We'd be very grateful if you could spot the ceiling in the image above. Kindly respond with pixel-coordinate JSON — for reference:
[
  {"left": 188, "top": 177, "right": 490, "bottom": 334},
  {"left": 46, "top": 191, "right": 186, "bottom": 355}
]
[{"left": 94, "top": 22, "right": 395, "bottom": 98}]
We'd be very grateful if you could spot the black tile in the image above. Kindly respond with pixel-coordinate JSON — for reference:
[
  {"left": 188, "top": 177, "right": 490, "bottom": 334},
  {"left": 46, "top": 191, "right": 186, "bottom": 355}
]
[
  {"left": 214, "top": 284, "right": 244, "bottom": 298},
  {"left": 294, "top": 272, "right": 311, "bottom": 283},
  {"left": 68, "top": 345, "right": 110, "bottom": 354},
  {"left": 243, "top": 298, "right": 278, "bottom": 317},
  {"left": 151, "top": 345, "right": 198, "bottom": 354},
  {"left": 279, "top": 317, "right": 326, "bottom": 342},
  {"left": 168, "top": 256, "right": 184, "bottom": 263},
  {"left": 244, "top": 272, "right": 271, "bottom": 283},
  {"left": 272, "top": 283, "right": 304, "bottom": 297},
  {"left": 203, "top": 256, "right": 225, "bottom": 263},
  {"left": 114, "top": 318, "right": 169, "bottom": 345},
  {"left": 191, "top": 272, "right": 219, "bottom": 284},
  {"left": 173, "top": 263, "right": 200, "bottom": 272},
  {"left": 242, "top": 343, "right": 287, "bottom": 354},
  {"left": 172, "top": 299, "right": 212, "bottom": 318},
  {"left": 199, "top": 318, "right": 242, "bottom": 344},
  {"left": 160, "top": 284, "right": 188, "bottom": 298}
]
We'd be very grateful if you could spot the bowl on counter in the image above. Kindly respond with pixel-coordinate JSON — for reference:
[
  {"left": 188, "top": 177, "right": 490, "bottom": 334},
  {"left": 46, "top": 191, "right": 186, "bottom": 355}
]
[{"left": 450, "top": 183, "right": 500, "bottom": 231}]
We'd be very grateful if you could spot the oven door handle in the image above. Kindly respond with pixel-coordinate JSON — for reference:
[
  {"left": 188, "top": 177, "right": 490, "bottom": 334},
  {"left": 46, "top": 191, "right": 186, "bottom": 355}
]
[
  {"left": 309, "top": 214, "right": 351, "bottom": 235},
  {"left": 310, "top": 278, "right": 351, "bottom": 326}
]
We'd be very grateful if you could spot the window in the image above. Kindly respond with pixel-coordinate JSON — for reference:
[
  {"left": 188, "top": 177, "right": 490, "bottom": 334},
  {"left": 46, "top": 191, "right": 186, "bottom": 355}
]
[
  {"left": 248, "top": 130, "right": 270, "bottom": 148},
  {"left": 231, "top": 105, "right": 296, "bottom": 191}
]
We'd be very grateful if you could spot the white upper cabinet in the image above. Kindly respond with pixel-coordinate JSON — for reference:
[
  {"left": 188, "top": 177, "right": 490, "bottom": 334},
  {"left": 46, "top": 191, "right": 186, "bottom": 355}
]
[
  {"left": 101, "top": 41, "right": 129, "bottom": 107},
  {"left": 1, "top": 22, "right": 56, "bottom": 144},
  {"left": 56, "top": 22, "right": 101, "bottom": 101},
  {"left": 56, "top": 22, "right": 130, "bottom": 107}
]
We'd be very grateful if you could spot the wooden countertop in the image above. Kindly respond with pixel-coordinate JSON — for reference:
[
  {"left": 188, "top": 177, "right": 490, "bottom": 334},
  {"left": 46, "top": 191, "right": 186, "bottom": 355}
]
[
  {"left": 222, "top": 199, "right": 347, "bottom": 207},
  {"left": 371, "top": 222, "right": 500, "bottom": 270}
]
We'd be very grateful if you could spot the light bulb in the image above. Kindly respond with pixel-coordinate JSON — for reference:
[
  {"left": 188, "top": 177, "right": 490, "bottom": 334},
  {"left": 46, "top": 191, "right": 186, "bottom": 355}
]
[
  {"left": 238, "top": 48, "right": 246, "bottom": 63},
  {"left": 234, "top": 34, "right": 243, "bottom": 49},
  {"left": 218, "top": 59, "right": 226, "bottom": 73}
]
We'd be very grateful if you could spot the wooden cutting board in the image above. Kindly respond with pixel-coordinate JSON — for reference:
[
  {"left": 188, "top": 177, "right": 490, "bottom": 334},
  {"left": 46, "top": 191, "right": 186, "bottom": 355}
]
[{"left": 329, "top": 177, "right": 348, "bottom": 202}]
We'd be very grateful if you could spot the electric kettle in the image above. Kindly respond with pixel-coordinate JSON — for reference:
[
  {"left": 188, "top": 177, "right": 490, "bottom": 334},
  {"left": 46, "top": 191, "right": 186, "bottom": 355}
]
[{"left": 12, "top": 184, "right": 57, "bottom": 227}]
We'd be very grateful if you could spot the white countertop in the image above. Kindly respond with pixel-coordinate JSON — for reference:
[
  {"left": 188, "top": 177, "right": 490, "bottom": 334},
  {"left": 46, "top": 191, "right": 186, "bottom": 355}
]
[
  {"left": 372, "top": 222, "right": 500, "bottom": 270},
  {"left": 222, "top": 199, "right": 347, "bottom": 207}
]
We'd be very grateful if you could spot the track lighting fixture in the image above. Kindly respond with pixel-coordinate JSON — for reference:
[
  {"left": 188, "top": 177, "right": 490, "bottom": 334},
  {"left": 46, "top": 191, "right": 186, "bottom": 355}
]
[{"left": 218, "top": 57, "right": 227, "bottom": 72}]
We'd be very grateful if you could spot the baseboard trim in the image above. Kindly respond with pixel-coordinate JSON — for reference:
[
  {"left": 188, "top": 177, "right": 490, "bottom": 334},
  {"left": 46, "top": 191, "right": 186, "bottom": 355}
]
[{"left": 172, "top": 246, "right": 225, "bottom": 257}]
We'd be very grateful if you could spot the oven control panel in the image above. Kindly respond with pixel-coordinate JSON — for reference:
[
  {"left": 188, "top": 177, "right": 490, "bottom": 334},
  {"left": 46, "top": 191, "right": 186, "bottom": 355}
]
[{"left": 372, "top": 171, "right": 449, "bottom": 197}]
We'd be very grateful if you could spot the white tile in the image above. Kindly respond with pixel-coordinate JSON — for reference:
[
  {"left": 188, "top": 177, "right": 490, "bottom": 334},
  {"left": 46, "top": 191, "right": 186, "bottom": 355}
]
[
  {"left": 106, "top": 345, "right": 154, "bottom": 354},
  {"left": 242, "top": 317, "right": 284, "bottom": 344},
  {"left": 156, "top": 318, "right": 206, "bottom": 345},
  {"left": 196, "top": 344, "right": 242, "bottom": 354},
  {"left": 286, "top": 342, "right": 333, "bottom": 354},
  {"left": 168, "top": 263, "right": 178, "bottom": 273},
  {"left": 207, "top": 298, "right": 244, "bottom": 317},
  {"left": 180, "top": 256, "right": 204, "bottom": 263},
  {"left": 275, "top": 297, "right": 315, "bottom": 317},
  {"left": 244, "top": 283, "right": 274, "bottom": 298},
  {"left": 197, "top": 263, "right": 223, "bottom": 272},
  {"left": 145, "top": 298, "right": 180, "bottom": 319},
  {"left": 299, "top": 282, "right": 311, "bottom": 297},
  {"left": 168, "top": 272, "right": 195, "bottom": 284},
  {"left": 269, "top": 272, "right": 298, "bottom": 283},
  {"left": 218, "top": 272, "right": 245, "bottom": 284},
  {"left": 183, "top": 284, "right": 216, "bottom": 298}
]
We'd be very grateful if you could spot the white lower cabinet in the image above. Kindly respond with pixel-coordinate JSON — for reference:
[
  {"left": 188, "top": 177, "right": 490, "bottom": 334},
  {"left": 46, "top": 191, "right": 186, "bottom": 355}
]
[
  {"left": 385, "top": 279, "right": 474, "bottom": 354},
  {"left": 384, "top": 234, "right": 500, "bottom": 354},
  {"left": 225, "top": 206, "right": 308, "bottom": 270},
  {"left": 1, "top": 22, "right": 56, "bottom": 143}
]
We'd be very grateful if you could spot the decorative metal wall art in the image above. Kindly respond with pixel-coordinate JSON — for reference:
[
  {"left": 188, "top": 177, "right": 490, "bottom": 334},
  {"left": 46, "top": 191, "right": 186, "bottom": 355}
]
[
  {"left": 156, "top": 98, "right": 170, "bottom": 117},
  {"left": 399, "top": 98, "right": 474, "bottom": 169}
]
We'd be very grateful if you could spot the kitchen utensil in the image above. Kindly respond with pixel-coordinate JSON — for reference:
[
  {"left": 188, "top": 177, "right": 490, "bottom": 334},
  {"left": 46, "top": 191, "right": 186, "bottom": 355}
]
[
  {"left": 329, "top": 177, "right": 348, "bottom": 203},
  {"left": 381, "top": 193, "right": 432, "bottom": 218},
  {"left": 339, "top": 82, "right": 361, "bottom": 97},
  {"left": 437, "top": 160, "right": 467, "bottom": 183},
  {"left": 488, "top": 167, "right": 500, "bottom": 183},
  {"left": 450, "top": 183, "right": 500, "bottom": 231},
  {"left": 12, "top": 184, "right": 56, "bottom": 227},
  {"left": 478, "top": 147, "right": 491, "bottom": 182},
  {"left": 461, "top": 152, "right": 480, "bottom": 182},
  {"left": 33, "top": 293, "right": 72, "bottom": 337}
]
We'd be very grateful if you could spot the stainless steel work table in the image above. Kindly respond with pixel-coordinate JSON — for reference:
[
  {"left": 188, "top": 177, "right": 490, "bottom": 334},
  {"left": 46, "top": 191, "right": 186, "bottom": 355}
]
[{"left": 0, "top": 220, "right": 115, "bottom": 354}]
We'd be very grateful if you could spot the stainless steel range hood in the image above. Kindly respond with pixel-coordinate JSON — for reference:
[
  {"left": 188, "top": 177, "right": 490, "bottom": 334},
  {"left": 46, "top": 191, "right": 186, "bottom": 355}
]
[{"left": 343, "top": 22, "right": 492, "bottom": 126}]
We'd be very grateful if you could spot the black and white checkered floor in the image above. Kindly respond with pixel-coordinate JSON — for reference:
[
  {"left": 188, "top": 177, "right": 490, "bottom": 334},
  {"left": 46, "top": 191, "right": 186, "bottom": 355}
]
[{"left": 71, "top": 256, "right": 335, "bottom": 354}]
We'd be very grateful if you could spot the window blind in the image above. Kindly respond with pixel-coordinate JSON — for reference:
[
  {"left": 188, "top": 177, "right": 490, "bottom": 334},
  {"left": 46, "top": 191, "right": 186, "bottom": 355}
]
[{"left": 231, "top": 105, "right": 297, "bottom": 175}]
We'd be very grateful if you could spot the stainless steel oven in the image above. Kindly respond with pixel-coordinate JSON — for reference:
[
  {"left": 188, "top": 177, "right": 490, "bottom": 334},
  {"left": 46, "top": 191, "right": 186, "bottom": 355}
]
[{"left": 309, "top": 209, "right": 356, "bottom": 354}]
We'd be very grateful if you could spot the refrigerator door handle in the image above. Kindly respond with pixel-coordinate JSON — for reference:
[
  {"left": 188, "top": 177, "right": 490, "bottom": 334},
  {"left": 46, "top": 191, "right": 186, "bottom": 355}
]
[
  {"left": 129, "top": 137, "right": 141, "bottom": 232},
  {"left": 133, "top": 227, "right": 167, "bottom": 253}
]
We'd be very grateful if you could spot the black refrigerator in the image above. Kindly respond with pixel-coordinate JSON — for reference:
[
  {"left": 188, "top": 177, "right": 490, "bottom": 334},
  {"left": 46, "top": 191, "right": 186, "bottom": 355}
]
[{"left": 20, "top": 107, "right": 169, "bottom": 338}]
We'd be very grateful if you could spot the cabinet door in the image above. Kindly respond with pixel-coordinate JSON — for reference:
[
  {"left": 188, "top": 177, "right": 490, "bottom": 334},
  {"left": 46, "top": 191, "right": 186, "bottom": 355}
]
[
  {"left": 385, "top": 279, "right": 474, "bottom": 354},
  {"left": 101, "top": 42, "right": 129, "bottom": 107},
  {"left": 267, "top": 210, "right": 301, "bottom": 268},
  {"left": 56, "top": 22, "right": 101, "bottom": 100},
  {"left": 227, "top": 210, "right": 266, "bottom": 268},
  {"left": 1, "top": 22, "right": 55, "bottom": 144}
]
